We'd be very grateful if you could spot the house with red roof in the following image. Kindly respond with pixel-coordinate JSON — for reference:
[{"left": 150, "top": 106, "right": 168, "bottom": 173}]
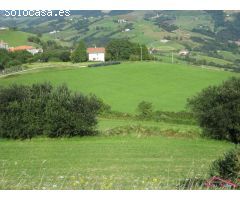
[
  {"left": 87, "top": 47, "right": 105, "bottom": 62},
  {"left": 8, "top": 45, "right": 43, "bottom": 55}
]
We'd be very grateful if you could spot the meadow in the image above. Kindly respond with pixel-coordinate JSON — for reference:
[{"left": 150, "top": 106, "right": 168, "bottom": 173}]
[
  {"left": 0, "top": 61, "right": 238, "bottom": 113},
  {"left": 0, "top": 30, "right": 34, "bottom": 46},
  {"left": 0, "top": 134, "right": 233, "bottom": 189},
  {"left": 0, "top": 61, "right": 238, "bottom": 189}
]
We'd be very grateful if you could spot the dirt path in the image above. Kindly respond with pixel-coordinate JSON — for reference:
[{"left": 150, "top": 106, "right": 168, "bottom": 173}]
[{"left": 0, "top": 65, "right": 87, "bottom": 78}]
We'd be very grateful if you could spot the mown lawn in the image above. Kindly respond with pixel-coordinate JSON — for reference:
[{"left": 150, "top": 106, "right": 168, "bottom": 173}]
[
  {"left": 0, "top": 62, "right": 238, "bottom": 113},
  {"left": 0, "top": 135, "right": 233, "bottom": 189}
]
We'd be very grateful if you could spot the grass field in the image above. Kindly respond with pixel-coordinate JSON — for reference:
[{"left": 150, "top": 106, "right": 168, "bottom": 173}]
[
  {"left": 0, "top": 62, "right": 238, "bottom": 113},
  {"left": 0, "top": 61, "right": 238, "bottom": 189},
  {"left": 0, "top": 134, "right": 233, "bottom": 189},
  {"left": 0, "top": 30, "right": 35, "bottom": 46}
]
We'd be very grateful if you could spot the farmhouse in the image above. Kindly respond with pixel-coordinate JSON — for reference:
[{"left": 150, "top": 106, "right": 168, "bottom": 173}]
[
  {"left": 9, "top": 45, "right": 43, "bottom": 55},
  {"left": 87, "top": 47, "right": 105, "bottom": 62},
  {"left": 178, "top": 49, "right": 189, "bottom": 56},
  {"left": 0, "top": 40, "right": 9, "bottom": 50},
  {"left": 118, "top": 19, "right": 127, "bottom": 23}
]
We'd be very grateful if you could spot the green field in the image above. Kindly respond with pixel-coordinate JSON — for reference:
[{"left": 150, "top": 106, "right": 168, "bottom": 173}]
[
  {"left": 0, "top": 62, "right": 238, "bottom": 113},
  {"left": 0, "top": 30, "right": 35, "bottom": 46},
  {"left": 0, "top": 61, "right": 238, "bottom": 189},
  {"left": 0, "top": 134, "right": 233, "bottom": 189}
]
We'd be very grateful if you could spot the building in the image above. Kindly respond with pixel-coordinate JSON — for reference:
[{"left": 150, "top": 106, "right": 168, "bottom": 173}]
[
  {"left": 118, "top": 19, "right": 127, "bottom": 23},
  {"left": 0, "top": 27, "right": 8, "bottom": 31},
  {"left": 0, "top": 40, "right": 9, "bottom": 50},
  {"left": 9, "top": 45, "right": 43, "bottom": 55},
  {"left": 87, "top": 47, "right": 105, "bottom": 62},
  {"left": 178, "top": 49, "right": 189, "bottom": 56}
]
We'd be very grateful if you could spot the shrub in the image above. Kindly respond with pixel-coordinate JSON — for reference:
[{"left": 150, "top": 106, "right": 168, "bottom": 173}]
[
  {"left": 0, "top": 83, "right": 103, "bottom": 139},
  {"left": 137, "top": 101, "right": 153, "bottom": 119},
  {"left": 209, "top": 148, "right": 240, "bottom": 180},
  {"left": 187, "top": 77, "right": 240, "bottom": 144},
  {"left": 129, "top": 54, "right": 140, "bottom": 61}
]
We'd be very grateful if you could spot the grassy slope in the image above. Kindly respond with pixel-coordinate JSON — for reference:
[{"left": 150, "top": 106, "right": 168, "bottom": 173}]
[
  {"left": 0, "top": 30, "right": 34, "bottom": 46},
  {"left": 0, "top": 136, "right": 233, "bottom": 189},
  {"left": 0, "top": 62, "right": 238, "bottom": 113}
]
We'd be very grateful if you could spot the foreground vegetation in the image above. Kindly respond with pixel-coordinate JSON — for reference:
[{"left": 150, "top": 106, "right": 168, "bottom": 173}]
[
  {"left": 0, "top": 134, "right": 233, "bottom": 189},
  {"left": 0, "top": 62, "right": 239, "bottom": 189}
]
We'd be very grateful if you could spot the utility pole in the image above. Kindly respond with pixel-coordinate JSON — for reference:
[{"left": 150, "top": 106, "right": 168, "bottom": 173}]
[
  {"left": 171, "top": 51, "right": 174, "bottom": 64},
  {"left": 140, "top": 45, "right": 143, "bottom": 61}
]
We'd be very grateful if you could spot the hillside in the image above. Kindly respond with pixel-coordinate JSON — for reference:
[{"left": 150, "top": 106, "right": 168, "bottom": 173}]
[
  {"left": 0, "top": 29, "right": 35, "bottom": 46},
  {"left": 0, "top": 62, "right": 238, "bottom": 113},
  {"left": 1, "top": 10, "right": 240, "bottom": 68}
]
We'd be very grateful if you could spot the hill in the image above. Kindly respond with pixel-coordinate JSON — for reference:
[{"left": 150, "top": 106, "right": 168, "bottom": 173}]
[
  {"left": 0, "top": 29, "right": 36, "bottom": 46},
  {"left": 0, "top": 61, "right": 238, "bottom": 113},
  {"left": 1, "top": 10, "right": 240, "bottom": 68}
]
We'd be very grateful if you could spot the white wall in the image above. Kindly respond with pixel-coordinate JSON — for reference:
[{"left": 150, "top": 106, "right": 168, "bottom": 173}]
[{"left": 88, "top": 53, "right": 105, "bottom": 62}]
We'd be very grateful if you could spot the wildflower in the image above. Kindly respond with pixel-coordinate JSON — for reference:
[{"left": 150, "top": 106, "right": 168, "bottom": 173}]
[{"left": 153, "top": 178, "right": 158, "bottom": 182}]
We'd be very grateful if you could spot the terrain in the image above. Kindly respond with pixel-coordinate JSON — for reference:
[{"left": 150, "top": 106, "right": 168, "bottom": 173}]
[
  {"left": 1, "top": 10, "right": 240, "bottom": 189},
  {"left": 0, "top": 62, "right": 238, "bottom": 113}
]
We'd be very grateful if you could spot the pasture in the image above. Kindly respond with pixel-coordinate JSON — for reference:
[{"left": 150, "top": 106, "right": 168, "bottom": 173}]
[
  {"left": 0, "top": 30, "right": 34, "bottom": 46},
  {"left": 0, "top": 61, "right": 238, "bottom": 189},
  {"left": 0, "top": 62, "right": 237, "bottom": 113},
  {"left": 0, "top": 133, "right": 233, "bottom": 189}
]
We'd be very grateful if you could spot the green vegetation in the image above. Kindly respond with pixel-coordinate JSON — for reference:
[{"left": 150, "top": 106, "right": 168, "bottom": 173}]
[
  {"left": 1, "top": 10, "right": 240, "bottom": 189},
  {"left": 0, "top": 135, "right": 233, "bottom": 189},
  {"left": 0, "top": 62, "right": 238, "bottom": 113},
  {"left": 0, "top": 30, "right": 34, "bottom": 46},
  {"left": 209, "top": 148, "right": 240, "bottom": 180},
  {"left": 0, "top": 83, "right": 102, "bottom": 139},
  {"left": 71, "top": 40, "right": 87, "bottom": 63},
  {"left": 188, "top": 77, "right": 240, "bottom": 144},
  {"left": 106, "top": 39, "right": 150, "bottom": 61}
]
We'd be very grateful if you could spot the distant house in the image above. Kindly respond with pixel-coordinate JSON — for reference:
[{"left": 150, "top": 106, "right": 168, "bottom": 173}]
[
  {"left": 178, "top": 49, "right": 189, "bottom": 56},
  {"left": 0, "top": 27, "right": 8, "bottom": 31},
  {"left": 234, "top": 40, "right": 240, "bottom": 46},
  {"left": 122, "top": 28, "right": 130, "bottom": 32},
  {"left": 118, "top": 19, "right": 127, "bottom": 23},
  {"left": 87, "top": 47, "right": 105, "bottom": 62},
  {"left": 9, "top": 45, "right": 43, "bottom": 55},
  {"left": 0, "top": 40, "right": 9, "bottom": 50}
]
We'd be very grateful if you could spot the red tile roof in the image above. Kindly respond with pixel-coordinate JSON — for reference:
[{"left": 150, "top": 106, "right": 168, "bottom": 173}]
[
  {"left": 87, "top": 47, "right": 105, "bottom": 54},
  {"left": 9, "top": 46, "right": 34, "bottom": 52}
]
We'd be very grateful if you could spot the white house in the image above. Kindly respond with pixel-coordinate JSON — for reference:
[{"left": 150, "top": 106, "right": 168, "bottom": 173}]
[
  {"left": 178, "top": 49, "right": 189, "bottom": 56},
  {"left": 87, "top": 47, "right": 105, "bottom": 62},
  {"left": 118, "top": 19, "right": 127, "bottom": 23},
  {"left": 0, "top": 40, "right": 9, "bottom": 50}
]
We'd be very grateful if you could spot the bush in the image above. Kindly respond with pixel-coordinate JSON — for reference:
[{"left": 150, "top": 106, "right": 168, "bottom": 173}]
[
  {"left": 209, "top": 148, "right": 240, "bottom": 180},
  {"left": 137, "top": 101, "right": 153, "bottom": 119},
  {"left": 187, "top": 77, "right": 240, "bottom": 144},
  {"left": 0, "top": 83, "right": 103, "bottom": 139}
]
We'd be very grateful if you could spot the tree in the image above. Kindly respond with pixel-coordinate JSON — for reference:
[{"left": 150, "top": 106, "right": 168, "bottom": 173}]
[
  {"left": 71, "top": 40, "right": 87, "bottom": 63},
  {"left": 187, "top": 77, "right": 240, "bottom": 144},
  {"left": 0, "top": 83, "right": 103, "bottom": 139},
  {"left": 137, "top": 101, "right": 153, "bottom": 119},
  {"left": 105, "top": 39, "right": 150, "bottom": 61}
]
